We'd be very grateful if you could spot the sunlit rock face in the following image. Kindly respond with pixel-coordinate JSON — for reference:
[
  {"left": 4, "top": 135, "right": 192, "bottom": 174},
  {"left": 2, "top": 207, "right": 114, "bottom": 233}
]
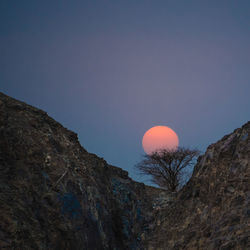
[
  {"left": 0, "top": 92, "right": 249, "bottom": 250},
  {"left": 0, "top": 92, "right": 161, "bottom": 249},
  {"left": 146, "top": 121, "right": 250, "bottom": 249}
]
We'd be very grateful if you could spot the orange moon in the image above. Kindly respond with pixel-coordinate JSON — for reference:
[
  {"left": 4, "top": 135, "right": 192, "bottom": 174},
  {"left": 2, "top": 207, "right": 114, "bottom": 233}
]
[{"left": 142, "top": 126, "right": 179, "bottom": 155}]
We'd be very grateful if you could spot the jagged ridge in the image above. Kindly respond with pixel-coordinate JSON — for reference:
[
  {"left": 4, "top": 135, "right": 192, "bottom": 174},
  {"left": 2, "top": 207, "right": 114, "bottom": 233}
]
[
  {"left": 0, "top": 92, "right": 249, "bottom": 250},
  {"left": 146, "top": 122, "right": 250, "bottom": 249},
  {"left": 0, "top": 92, "right": 164, "bottom": 249}
]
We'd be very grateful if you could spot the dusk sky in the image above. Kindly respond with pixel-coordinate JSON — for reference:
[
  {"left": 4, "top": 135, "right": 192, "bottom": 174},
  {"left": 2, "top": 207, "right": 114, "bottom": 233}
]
[{"left": 1, "top": 1, "right": 250, "bottom": 183}]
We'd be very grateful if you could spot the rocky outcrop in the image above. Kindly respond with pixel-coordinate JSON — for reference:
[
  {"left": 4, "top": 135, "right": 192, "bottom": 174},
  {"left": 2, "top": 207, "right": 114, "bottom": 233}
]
[
  {"left": 0, "top": 92, "right": 162, "bottom": 249},
  {"left": 0, "top": 92, "right": 249, "bottom": 250},
  {"left": 146, "top": 122, "right": 250, "bottom": 249}
]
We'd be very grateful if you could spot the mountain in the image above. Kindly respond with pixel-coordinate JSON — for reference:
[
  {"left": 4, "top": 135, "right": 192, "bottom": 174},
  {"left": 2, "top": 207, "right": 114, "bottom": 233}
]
[
  {"left": 147, "top": 121, "right": 250, "bottom": 249},
  {"left": 0, "top": 92, "right": 249, "bottom": 249}
]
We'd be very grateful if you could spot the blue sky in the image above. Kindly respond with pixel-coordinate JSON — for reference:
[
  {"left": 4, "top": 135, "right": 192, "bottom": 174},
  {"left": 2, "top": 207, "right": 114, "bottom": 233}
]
[{"left": 1, "top": 0, "right": 250, "bottom": 184}]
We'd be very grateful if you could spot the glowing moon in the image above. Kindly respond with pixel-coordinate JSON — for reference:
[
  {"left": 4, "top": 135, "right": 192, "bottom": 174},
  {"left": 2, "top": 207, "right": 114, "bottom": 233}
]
[{"left": 142, "top": 126, "right": 179, "bottom": 155}]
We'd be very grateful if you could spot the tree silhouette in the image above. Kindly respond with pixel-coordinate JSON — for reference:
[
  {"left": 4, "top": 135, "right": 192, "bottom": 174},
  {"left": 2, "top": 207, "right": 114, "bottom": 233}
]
[{"left": 136, "top": 147, "right": 200, "bottom": 192}]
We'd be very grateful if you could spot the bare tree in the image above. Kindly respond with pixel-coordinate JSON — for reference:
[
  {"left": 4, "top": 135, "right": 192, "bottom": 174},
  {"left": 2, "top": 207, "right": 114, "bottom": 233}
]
[{"left": 136, "top": 147, "right": 200, "bottom": 192}]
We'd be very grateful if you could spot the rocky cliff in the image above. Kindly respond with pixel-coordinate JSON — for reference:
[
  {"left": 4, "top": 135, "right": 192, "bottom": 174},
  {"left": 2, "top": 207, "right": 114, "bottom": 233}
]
[
  {"left": 147, "top": 122, "right": 250, "bottom": 249},
  {"left": 0, "top": 92, "right": 164, "bottom": 249},
  {"left": 0, "top": 92, "right": 249, "bottom": 250}
]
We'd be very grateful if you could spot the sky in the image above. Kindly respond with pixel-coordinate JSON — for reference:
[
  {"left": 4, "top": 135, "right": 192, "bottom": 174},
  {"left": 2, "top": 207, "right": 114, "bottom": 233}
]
[{"left": 1, "top": 0, "right": 250, "bottom": 184}]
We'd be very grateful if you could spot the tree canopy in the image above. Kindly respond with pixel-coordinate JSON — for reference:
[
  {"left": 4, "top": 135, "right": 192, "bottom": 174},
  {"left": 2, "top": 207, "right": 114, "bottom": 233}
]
[{"left": 136, "top": 147, "right": 200, "bottom": 192}]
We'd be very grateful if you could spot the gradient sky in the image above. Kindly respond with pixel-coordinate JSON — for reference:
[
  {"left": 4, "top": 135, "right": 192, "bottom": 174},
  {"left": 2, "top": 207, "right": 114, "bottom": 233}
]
[{"left": 1, "top": 1, "right": 250, "bottom": 184}]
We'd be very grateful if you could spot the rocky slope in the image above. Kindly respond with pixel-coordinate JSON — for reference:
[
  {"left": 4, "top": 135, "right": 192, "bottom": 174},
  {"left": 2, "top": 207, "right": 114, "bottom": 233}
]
[
  {"left": 146, "top": 122, "right": 250, "bottom": 249},
  {"left": 0, "top": 92, "right": 249, "bottom": 249},
  {"left": 0, "top": 92, "right": 166, "bottom": 249}
]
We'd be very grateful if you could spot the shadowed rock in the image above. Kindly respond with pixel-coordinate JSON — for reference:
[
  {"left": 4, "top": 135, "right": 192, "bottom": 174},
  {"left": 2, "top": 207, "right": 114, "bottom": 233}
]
[
  {"left": 0, "top": 92, "right": 161, "bottom": 249},
  {"left": 0, "top": 92, "right": 249, "bottom": 249},
  {"left": 146, "top": 122, "right": 250, "bottom": 249}
]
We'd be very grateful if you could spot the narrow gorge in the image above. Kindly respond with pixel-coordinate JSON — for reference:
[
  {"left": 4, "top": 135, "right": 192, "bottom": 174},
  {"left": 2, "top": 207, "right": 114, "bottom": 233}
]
[{"left": 0, "top": 92, "right": 249, "bottom": 249}]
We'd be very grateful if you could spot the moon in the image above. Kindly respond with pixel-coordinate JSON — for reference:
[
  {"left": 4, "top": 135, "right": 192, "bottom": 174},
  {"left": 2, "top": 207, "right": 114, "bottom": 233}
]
[{"left": 142, "top": 126, "right": 179, "bottom": 155}]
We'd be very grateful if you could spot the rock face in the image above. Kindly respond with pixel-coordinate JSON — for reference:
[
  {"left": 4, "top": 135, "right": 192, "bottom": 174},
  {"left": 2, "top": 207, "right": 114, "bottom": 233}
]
[
  {"left": 146, "top": 122, "right": 250, "bottom": 249},
  {"left": 0, "top": 92, "right": 162, "bottom": 249},
  {"left": 0, "top": 92, "right": 249, "bottom": 250}
]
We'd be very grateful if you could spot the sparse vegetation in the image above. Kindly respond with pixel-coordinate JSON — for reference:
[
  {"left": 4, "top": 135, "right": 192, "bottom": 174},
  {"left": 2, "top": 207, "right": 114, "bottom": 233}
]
[{"left": 136, "top": 147, "right": 200, "bottom": 192}]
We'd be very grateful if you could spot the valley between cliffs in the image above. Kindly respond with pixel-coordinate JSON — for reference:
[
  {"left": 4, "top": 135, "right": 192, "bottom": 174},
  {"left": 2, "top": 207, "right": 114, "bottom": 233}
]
[{"left": 0, "top": 92, "right": 249, "bottom": 249}]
